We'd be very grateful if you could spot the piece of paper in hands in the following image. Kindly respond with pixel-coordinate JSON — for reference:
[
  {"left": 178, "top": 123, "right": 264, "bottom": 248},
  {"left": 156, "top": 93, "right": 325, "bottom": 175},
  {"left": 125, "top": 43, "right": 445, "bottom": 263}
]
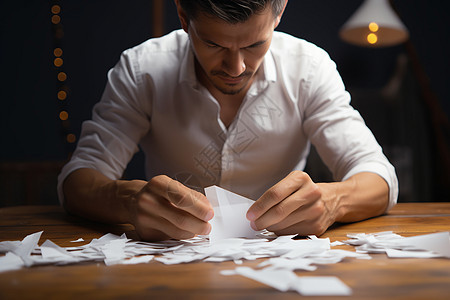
[{"left": 205, "top": 185, "right": 259, "bottom": 242}]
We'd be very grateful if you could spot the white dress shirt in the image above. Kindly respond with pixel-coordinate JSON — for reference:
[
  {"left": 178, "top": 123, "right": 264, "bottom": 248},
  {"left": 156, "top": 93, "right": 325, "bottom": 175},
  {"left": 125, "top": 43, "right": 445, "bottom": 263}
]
[{"left": 57, "top": 29, "right": 398, "bottom": 209}]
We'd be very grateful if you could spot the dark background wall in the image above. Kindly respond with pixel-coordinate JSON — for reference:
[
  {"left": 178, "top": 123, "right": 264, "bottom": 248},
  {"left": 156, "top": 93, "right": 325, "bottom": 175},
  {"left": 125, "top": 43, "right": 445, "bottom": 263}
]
[{"left": 1, "top": 0, "right": 449, "bottom": 206}]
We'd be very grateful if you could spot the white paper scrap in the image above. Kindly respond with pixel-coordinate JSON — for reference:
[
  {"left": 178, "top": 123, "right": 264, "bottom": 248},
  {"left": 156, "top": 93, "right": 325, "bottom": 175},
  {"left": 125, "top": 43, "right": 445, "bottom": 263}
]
[
  {"left": 14, "top": 231, "right": 43, "bottom": 267},
  {"left": 385, "top": 248, "right": 441, "bottom": 258},
  {"left": 0, "top": 252, "right": 24, "bottom": 272},
  {"left": 343, "top": 231, "right": 450, "bottom": 258},
  {"left": 221, "top": 267, "right": 352, "bottom": 296},
  {"left": 205, "top": 185, "right": 259, "bottom": 242},
  {"left": 233, "top": 266, "right": 298, "bottom": 292},
  {"left": 37, "top": 239, "right": 83, "bottom": 266},
  {"left": 70, "top": 238, "right": 84, "bottom": 243},
  {"left": 293, "top": 276, "right": 352, "bottom": 296},
  {"left": 395, "top": 232, "right": 450, "bottom": 258}
]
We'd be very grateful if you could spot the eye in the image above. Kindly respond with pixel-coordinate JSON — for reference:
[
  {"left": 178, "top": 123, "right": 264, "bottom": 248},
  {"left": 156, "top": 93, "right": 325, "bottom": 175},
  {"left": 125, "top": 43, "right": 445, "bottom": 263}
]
[
  {"left": 206, "top": 43, "right": 219, "bottom": 49},
  {"left": 203, "top": 40, "right": 222, "bottom": 49},
  {"left": 244, "top": 41, "right": 266, "bottom": 49}
]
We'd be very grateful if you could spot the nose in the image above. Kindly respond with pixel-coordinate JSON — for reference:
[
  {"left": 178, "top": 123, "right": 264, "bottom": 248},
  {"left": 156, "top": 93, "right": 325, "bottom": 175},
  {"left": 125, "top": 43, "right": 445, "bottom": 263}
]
[{"left": 222, "top": 50, "right": 246, "bottom": 77}]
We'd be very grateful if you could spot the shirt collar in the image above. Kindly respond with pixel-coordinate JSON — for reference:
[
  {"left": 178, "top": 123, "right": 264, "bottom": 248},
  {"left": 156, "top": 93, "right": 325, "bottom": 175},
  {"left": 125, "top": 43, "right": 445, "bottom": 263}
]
[
  {"left": 178, "top": 43, "right": 199, "bottom": 88},
  {"left": 262, "top": 48, "right": 277, "bottom": 83}
]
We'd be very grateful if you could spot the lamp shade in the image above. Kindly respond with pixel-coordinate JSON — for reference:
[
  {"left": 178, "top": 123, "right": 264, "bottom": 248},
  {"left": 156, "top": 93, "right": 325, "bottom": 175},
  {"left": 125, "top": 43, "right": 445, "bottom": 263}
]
[{"left": 339, "top": 0, "right": 409, "bottom": 47}]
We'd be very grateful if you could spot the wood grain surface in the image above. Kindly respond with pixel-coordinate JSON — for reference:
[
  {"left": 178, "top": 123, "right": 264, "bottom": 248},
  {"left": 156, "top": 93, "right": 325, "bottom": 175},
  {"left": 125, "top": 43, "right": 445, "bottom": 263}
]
[{"left": 1, "top": 203, "right": 449, "bottom": 300}]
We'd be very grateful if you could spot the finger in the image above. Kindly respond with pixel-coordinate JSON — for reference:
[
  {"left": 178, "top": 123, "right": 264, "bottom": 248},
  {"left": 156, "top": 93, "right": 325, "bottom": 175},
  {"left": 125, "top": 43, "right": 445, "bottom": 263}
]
[
  {"left": 247, "top": 171, "right": 312, "bottom": 222},
  {"left": 135, "top": 211, "right": 198, "bottom": 241},
  {"left": 147, "top": 176, "right": 214, "bottom": 222},
  {"left": 247, "top": 172, "right": 304, "bottom": 221},
  {"left": 265, "top": 200, "right": 325, "bottom": 232},
  {"left": 158, "top": 196, "right": 212, "bottom": 235},
  {"left": 252, "top": 180, "right": 321, "bottom": 230},
  {"left": 251, "top": 189, "right": 308, "bottom": 230},
  {"left": 272, "top": 216, "right": 329, "bottom": 237}
]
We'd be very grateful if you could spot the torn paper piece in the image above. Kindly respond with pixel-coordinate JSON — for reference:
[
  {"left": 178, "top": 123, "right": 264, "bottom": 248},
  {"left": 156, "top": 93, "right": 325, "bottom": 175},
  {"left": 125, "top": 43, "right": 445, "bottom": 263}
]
[
  {"left": 228, "top": 266, "right": 298, "bottom": 292},
  {"left": 70, "top": 238, "right": 84, "bottom": 243},
  {"left": 38, "top": 239, "right": 81, "bottom": 265},
  {"left": 385, "top": 249, "right": 441, "bottom": 258},
  {"left": 394, "top": 232, "right": 450, "bottom": 258},
  {"left": 0, "top": 240, "right": 21, "bottom": 253},
  {"left": 105, "top": 255, "right": 154, "bottom": 266},
  {"left": 102, "top": 239, "right": 129, "bottom": 265},
  {"left": 0, "top": 252, "right": 24, "bottom": 272},
  {"left": 120, "top": 255, "right": 154, "bottom": 265},
  {"left": 13, "top": 231, "right": 43, "bottom": 267},
  {"left": 343, "top": 231, "right": 450, "bottom": 258},
  {"left": 205, "top": 185, "right": 259, "bottom": 242},
  {"left": 221, "top": 267, "right": 352, "bottom": 296},
  {"left": 258, "top": 257, "right": 318, "bottom": 271},
  {"left": 292, "top": 276, "right": 352, "bottom": 296}
]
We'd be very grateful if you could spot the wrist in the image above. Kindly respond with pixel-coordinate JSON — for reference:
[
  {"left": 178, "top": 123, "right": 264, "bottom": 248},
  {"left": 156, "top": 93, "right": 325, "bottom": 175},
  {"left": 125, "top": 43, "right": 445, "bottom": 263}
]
[
  {"left": 102, "top": 179, "right": 147, "bottom": 224},
  {"left": 317, "top": 180, "right": 352, "bottom": 223}
]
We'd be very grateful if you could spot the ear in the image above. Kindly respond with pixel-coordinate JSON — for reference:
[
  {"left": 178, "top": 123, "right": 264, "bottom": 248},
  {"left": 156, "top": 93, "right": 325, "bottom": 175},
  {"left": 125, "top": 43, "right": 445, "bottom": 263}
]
[
  {"left": 174, "top": 0, "right": 189, "bottom": 33},
  {"left": 274, "top": 0, "right": 288, "bottom": 28}
]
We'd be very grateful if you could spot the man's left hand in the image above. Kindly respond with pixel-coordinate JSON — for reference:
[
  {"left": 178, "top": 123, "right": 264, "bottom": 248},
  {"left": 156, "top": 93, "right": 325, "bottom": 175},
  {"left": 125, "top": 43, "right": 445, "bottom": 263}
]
[{"left": 246, "top": 171, "right": 337, "bottom": 236}]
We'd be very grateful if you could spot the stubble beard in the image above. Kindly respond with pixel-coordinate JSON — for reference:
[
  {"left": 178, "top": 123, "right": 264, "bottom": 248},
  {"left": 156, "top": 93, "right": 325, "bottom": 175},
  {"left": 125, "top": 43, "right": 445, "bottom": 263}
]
[{"left": 209, "top": 70, "right": 253, "bottom": 95}]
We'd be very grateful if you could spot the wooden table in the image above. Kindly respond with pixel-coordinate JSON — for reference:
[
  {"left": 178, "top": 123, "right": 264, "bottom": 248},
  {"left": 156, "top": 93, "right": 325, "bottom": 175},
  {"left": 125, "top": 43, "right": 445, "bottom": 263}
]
[{"left": 1, "top": 203, "right": 449, "bottom": 299}]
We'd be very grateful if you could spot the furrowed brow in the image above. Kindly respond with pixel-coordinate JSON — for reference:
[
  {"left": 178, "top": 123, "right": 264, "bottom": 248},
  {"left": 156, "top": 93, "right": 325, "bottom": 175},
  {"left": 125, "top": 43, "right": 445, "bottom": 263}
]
[{"left": 245, "top": 39, "right": 268, "bottom": 48}]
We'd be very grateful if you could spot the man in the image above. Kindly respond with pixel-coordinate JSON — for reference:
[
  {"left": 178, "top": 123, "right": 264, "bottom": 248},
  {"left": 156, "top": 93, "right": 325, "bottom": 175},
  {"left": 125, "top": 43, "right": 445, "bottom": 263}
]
[{"left": 58, "top": 0, "right": 398, "bottom": 241}]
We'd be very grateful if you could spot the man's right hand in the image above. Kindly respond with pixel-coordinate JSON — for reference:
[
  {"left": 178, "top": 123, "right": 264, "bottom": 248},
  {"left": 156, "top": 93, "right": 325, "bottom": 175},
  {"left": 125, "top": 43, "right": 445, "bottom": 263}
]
[
  {"left": 129, "top": 175, "right": 214, "bottom": 241},
  {"left": 63, "top": 169, "right": 214, "bottom": 242}
]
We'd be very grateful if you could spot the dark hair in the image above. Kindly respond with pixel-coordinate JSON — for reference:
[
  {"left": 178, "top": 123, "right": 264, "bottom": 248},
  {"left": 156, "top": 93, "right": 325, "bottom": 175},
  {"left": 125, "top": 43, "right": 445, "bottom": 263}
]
[{"left": 178, "top": 0, "right": 286, "bottom": 24}]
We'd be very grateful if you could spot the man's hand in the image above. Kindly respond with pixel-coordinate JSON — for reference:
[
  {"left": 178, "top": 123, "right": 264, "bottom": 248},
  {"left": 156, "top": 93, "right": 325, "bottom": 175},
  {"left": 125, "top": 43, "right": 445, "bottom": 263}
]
[
  {"left": 246, "top": 171, "right": 337, "bottom": 236},
  {"left": 246, "top": 171, "right": 390, "bottom": 237},
  {"left": 63, "top": 169, "right": 214, "bottom": 242},
  {"left": 129, "top": 175, "right": 214, "bottom": 241}
]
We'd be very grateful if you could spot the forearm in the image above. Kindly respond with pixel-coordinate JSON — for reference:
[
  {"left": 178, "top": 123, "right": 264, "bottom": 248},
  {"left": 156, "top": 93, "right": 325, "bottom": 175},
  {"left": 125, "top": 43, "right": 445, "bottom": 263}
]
[
  {"left": 62, "top": 168, "right": 147, "bottom": 224},
  {"left": 318, "top": 172, "right": 390, "bottom": 224}
]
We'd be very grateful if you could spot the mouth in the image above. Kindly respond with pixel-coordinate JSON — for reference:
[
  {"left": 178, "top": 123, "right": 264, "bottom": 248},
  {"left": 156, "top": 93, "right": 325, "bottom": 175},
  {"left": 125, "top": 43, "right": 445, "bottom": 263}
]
[{"left": 218, "top": 75, "right": 245, "bottom": 85}]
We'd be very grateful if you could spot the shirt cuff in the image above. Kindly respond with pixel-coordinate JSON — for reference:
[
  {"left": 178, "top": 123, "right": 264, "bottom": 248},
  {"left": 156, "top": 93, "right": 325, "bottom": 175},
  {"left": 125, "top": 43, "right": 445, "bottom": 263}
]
[{"left": 342, "top": 161, "right": 399, "bottom": 212}]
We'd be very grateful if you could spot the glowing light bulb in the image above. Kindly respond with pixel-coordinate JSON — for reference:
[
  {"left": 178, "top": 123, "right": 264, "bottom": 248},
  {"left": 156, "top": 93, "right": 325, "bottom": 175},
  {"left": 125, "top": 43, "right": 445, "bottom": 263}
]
[
  {"left": 57, "top": 91, "right": 67, "bottom": 100},
  {"left": 54, "top": 48, "right": 63, "bottom": 57},
  {"left": 54, "top": 58, "right": 63, "bottom": 67},
  {"left": 59, "top": 111, "right": 69, "bottom": 121},
  {"left": 51, "top": 15, "right": 61, "bottom": 24},
  {"left": 369, "top": 22, "right": 379, "bottom": 32},
  {"left": 51, "top": 5, "right": 61, "bottom": 14},
  {"left": 367, "top": 33, "right": 378, "bottom": 44},
  {"left": 66, "top": 134, "right": 76, "bottom": 143},
  {"left": 58, "top": 72, "right": 67, "bottom": 82}
]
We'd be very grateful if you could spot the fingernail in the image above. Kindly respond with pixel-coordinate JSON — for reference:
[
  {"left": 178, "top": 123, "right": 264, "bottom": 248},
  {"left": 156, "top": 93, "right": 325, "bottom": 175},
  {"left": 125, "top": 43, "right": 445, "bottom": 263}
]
[
  {"left": 202, "top": 223, "right": 212, "bottom": 235},
  {"left": 246, "top": 211, "right": 255, "bottom": 221},
  {"left": 204, "top": 209, "right": 214, "bottom": 221}
]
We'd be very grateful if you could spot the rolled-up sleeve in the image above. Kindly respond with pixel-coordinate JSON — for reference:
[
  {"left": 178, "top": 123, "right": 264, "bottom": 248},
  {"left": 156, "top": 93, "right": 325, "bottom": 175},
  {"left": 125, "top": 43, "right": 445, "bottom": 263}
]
[
  {"left": 57, "top": 49, "right": 152, "bottom": 204},
  {"left": 301, "top": 50, "right": 398, "bottom": 211}
]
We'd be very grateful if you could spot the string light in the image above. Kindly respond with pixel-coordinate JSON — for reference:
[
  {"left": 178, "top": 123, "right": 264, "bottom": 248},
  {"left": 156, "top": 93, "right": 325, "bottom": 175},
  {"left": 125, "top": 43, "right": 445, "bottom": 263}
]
[
  {"left": 59, "top": 111, "right": 69, "bottom": 121},
  {"left": 53, "top": 57, "right": 63, "bottom": 67},
  {"left": 57, "top": 90, "right": 67, "bottom": 100},
  {"left": 368, "top": 22, "right": 379, "bottom": 32},
  {"left": 367, "top": 22, "right": 379, "bottom": 45},
  {"left": 51, "top": 1, "right": 76, "bottom": 156},
  {"left": 57, "top": 72, "right": 67, "bottom": 82},
  {"left": 367, "top": 33, "right": 378, "bottom": 44}
]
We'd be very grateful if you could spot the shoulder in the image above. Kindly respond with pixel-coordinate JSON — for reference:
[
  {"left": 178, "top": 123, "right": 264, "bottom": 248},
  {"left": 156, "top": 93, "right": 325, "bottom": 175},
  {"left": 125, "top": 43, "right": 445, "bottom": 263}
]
[
  {"left": 270, "top": 31, "right": 331, "bottom": 65},
  {"left": 127, "top": 29, "right": 188, "bottom": 56},
  {"left": 118, "top": 30, "right": 189, "bottom": 69},
  {"left": 111, "top": 30, "right": 189, "bottom": 82}
]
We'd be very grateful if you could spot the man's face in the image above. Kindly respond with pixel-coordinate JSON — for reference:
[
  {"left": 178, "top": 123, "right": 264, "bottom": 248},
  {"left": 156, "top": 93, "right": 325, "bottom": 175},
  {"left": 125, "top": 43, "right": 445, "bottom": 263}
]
[{"left": 186, "top": 6, "right": 279, "bottom": 96}]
